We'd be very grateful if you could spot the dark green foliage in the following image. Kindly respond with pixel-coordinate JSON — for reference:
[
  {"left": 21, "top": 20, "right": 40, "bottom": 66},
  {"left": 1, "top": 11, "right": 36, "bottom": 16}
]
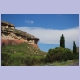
[
  {"left": 60, "top": 34, "right": 65, "bottom": 48},
  {"left": 73, "top": 41, "right": 77, "bottom": 55},
  {"left": 72, "top": 41, "right": 79, "bottom": 59},
  {"left": 73, "top": 52, "right": 79, "bottom": 59},
  {"left": 45, "top": 47, "right": 73, "bottom": 63}
]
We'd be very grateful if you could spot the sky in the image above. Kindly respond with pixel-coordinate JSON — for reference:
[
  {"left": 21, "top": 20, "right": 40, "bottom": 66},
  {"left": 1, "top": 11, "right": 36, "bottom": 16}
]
[{"left": 1, "top": 14, "right": 79, "bottom": 52}]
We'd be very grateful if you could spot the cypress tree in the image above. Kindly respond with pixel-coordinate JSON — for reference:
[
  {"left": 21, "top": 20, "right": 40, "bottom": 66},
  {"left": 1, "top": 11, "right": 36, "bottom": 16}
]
[
  {"left": 73, "top": 41, "right": 77, "bottom": 55},
  {"left": 60, "top": 34, "right": 65, "bottom": 48}
]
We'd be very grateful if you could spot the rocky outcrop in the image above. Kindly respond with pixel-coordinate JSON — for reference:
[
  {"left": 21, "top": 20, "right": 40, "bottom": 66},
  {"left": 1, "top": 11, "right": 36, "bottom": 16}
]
[
  {"left": 1, "top": 39, "right": 27, "bottom": 45},
  {"left": 1, "top": 39, "right": 39, "bottom": 49},
  {"left": 1, "top": 21, "right": 15, "bottom": 29},
  {"left": 1, "top": 21, "right": 39, "bottom": 49}
]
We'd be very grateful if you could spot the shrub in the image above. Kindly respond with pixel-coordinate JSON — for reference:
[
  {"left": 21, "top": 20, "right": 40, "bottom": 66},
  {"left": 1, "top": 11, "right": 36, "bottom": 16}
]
[{"left": 45, "top": 47, "right": 73, "bottom": 63}]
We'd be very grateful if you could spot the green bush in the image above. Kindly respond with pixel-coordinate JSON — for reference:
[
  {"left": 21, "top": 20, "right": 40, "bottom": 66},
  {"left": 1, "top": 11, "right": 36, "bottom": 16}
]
[
  {"left": 73, "top": 52, "right": 79, "bottom": 59},
  {"left": 45, "top": 47, "right": 73, "bottom": 63}
]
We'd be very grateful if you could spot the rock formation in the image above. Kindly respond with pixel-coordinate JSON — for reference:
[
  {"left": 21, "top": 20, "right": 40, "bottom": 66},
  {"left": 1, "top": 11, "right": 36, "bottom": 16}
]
[{"left": 1, "top": 21, "right": 39, "bottom": 49}]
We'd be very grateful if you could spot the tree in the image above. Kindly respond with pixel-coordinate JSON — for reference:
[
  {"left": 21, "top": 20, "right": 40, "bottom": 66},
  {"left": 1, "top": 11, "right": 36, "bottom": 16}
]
[
  {"left": 60, "top": 34, "right": 65, "bottom": 48},
  {"left": 45, "top": 47, "right": 73, "bottom": 63},
  {"left": 73, "top": 41, "right": 77, "bottom": 55}
]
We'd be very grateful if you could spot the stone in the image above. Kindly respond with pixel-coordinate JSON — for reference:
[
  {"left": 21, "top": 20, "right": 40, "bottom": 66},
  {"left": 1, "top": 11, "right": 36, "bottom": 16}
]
[{"left": 1, "top": 21, "right": 39, "bottom": 49}]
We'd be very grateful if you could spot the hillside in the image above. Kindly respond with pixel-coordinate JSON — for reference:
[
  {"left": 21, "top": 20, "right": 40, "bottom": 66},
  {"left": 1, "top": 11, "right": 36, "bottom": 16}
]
[
  {"left": 1, "top": 42, "right": 47, "bottom": 66},
  {"left": 1, "top": 21, "right": 47, "bottom": 66}
]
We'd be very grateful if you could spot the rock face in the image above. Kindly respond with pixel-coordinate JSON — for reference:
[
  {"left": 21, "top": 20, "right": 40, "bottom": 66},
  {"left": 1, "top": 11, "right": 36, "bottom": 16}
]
[{"left": 1, "top": 21, "right": 39, "bottom": 49}]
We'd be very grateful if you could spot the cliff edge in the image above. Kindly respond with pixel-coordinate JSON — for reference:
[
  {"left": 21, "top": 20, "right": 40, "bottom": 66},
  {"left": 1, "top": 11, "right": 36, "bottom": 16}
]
[{"left": 1, "top": 21, "right": 39, "bottom": 49}]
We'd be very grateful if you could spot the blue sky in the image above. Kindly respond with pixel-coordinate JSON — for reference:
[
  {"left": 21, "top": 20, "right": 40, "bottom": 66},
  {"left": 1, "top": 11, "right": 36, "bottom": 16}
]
[{"left": 1, "top": 14, "right": 79, "bottom": 52}]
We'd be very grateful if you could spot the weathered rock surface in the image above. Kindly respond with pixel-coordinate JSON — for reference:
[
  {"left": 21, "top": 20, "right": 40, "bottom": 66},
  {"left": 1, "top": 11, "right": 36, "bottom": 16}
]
[{"left": 1, "top": 21, "right": 39, "bottom": 49}]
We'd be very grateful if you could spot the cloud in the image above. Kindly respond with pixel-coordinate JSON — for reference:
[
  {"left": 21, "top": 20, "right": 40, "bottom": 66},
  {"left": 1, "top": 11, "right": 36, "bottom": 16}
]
[
  {"left": 25, "top": 20, "right": 34, "bottom": 24},
  {"left": 16, "top": 26, "right": 79, "bottom": 49}
]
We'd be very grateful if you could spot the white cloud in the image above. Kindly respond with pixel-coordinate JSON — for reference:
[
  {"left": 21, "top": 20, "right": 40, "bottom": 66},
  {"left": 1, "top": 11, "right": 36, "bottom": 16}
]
[
  {"left": 25, "top": 20, "right": 34, "bottom": 24},
  {"left": 16, "top": 26, "right": 79, "bottom": 49},
  {"left": 30, "top": 21, "right": 34, "bottom": 24}
]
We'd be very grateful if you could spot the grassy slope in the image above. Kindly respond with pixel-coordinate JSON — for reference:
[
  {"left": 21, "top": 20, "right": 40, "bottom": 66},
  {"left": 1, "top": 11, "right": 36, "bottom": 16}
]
[{"left": 1, "top": 42, "right": 47, "bottom": 66}]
